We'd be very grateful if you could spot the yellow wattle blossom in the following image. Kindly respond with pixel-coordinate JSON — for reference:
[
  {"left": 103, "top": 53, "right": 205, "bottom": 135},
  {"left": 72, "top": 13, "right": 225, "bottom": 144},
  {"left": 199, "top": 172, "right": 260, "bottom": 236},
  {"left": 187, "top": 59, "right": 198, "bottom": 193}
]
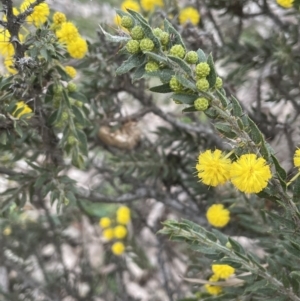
[
  {"left": 205, "top": 274, "right": 222, "bottom": 295},
  {"left": 99, "top": 217, "right": 111, "bottom": 228},
  {"left": 276, "top": 0, "right": 294, "bottom": 8},
  {"left": 0, "top": 30, "right": 14, "bottom": 58},
  {"left": 114, "top": 225, "right": 127, "bottom": 239},
  {"left": 4, "top": 57, "right": 17, "bottom": 74},
  {"left": 20, "top": 0, "right": 50, "bottom": 27},
  {"left": 212, "top": 264, "right": 235, "bottom": 279},
  {"left": 65, "top": 66, "right": 77, "bottom": 78},
  {"left": 56, "top": 22, "right": 79, "bottom": 44},
  {"left": 178, "top": 7, "right": 200, "bottom": 26},
  {"left": 206, "top": 204, "right": 230, "bottom": 228},
  {"left": 53, "top": 12, "right": 67, "bottom": 25},
  {"left": 140, "top": 0, "right": 163, "bottom": 12},
  {"left": 102, "top": 228, "right": 114, "bottom": 240},
  {"left": 121, "top": 0, "right": 140, "bottom": 12},
  {"left": 196, "top": 149, "right": 231, "bottom": 187},
  {"left": 230, "top": 154, "right": 272, "bottom": 194},
  {"left": 116, "top": 206, "right": 131, "bottom": 225},
  {"left": 111, "top": 241, "right": 125, "bottom": 255},
  {"left": 293, "top": 149, "right": 300, "bottom": 168},
  {"left": 13, "top": 101, "right": 32, "bottom": 119},
  {"left": 3, "top": 226, "right": 12, "bottom": 236},
  {"left": 67, "top": 37, "right": 88, "bottom": 59}
]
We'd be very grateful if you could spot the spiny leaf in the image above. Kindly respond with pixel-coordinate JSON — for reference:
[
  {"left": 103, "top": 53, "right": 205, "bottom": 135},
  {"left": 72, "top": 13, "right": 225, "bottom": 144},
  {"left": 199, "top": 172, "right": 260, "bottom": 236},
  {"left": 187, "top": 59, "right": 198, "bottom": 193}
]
[
  {"left": 116, "top": 54, "right": 146, "bottom": 75},
  {"left": 149, "top": 83, "right": 172, "bottom": 93}
]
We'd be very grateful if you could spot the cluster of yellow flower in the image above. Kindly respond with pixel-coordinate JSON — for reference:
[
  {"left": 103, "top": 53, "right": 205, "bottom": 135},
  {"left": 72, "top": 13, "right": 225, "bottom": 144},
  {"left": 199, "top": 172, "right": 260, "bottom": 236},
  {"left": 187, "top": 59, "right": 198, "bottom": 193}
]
[
  {"left": 205, "top": 264, "right": 235, "bottom": 295},
  {"left": 196, "top": 150, "right": 272, "bottom": 194},
  {"left": 52, "top": 12, "right": 88, "bottom": 59},
  {"left": 99, "top": 206, "right": 131, "bottom": 256},
  {"left": 276, "top": 0, "right": 294, "bottom": 8}
]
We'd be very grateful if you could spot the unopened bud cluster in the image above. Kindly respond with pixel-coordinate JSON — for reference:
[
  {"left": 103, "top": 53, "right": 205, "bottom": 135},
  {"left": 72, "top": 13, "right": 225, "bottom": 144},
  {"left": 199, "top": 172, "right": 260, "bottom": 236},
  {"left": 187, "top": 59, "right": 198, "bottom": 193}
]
[{"left": 120, "top": 13, "right": 224, "bottom": 113}]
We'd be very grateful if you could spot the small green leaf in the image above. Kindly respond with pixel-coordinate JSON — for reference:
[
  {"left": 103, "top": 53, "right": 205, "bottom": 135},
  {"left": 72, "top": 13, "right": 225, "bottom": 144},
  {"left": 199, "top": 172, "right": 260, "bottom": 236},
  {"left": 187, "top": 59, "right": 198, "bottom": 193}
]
[
  {"left": 149, "top": 83, "right": 172, "bottom": 93},
  {"left": 228, "top": 237, "right": 245, "bottom": 255},
  {"left": 68, "top": 91, "right": 88, "bottom": 103},
  {"left": 172, "top": 93, "right": 198, "bottom": 105},
  {"left": 230, "top": 95, "right": 243, "bottom": 117},
  {"left": 293, "top": 177, "right": 300, "bottom": 203},
  {"left": 98, "top": 24, "right": 130, "bottom": 43},
  {"left": 247, "top": 116, "right": 263, "bottom": 144},
  {"left": 216, "top": 89, "right": 228, "bottom": 108},
  {"left": 167, "top": 55, "right": 192, "bottom": 75},
  {"left": 116, "top": 54, "right": 146, "bottom": 75},
  {"left": 271, "top": 154, "right": 287, "bottom": 181},
  {"left": 206, "top": 53, "right": 217, "bottom": 87},
  {"left": 196, "top": 48, "right": 206, "bottom": 62},
  {"left": 182, "top": 106, "right": 197, "bottom": 112},
  {"left": 176, "top": 74, "right": 197, "bottom": 91},
  {"left": 164, "top": 19, "right": 185, "bottom": 48}
]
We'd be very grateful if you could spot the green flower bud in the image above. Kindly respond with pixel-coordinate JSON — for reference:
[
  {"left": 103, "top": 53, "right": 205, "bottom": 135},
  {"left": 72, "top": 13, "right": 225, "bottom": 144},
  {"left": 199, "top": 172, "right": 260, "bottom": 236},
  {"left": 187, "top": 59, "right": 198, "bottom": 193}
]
[
  {"left": 140, "top": 38, "right": 155, "bottom": 52},
  {"left": 153, "top": 27, "right": 163, "bottom": 37},
  {"left": 215, "top": 77, "right": 223, "bottom": 89},
  {"left": 131, "top": 26, "right": 144, "bottom": 40},
  {"left": 196, "top": 78, "right": 209, "bottom": 91},
  {"left": 169, "top": 76, "right": 183, "bottom": 92},
  {"left": 63, "top": 197, "right": 70, "bottom": 205},
  {"left": 61, "top": 111, "right": 69, "bottom": 122},
  {"left": 75, "top": 100, "right": 83, "bottom": 107},
  {"left": 160, "top": 32, "right": 169, "bottom": 45},
  {"left": 121, "top": 16, "right": 134, "bottom": 29},
  {"left": 67, "top": 82, "right": 77, "bottom": 92},
  {"left": 145, "top": 61, "right": 159, "bottom": 72},
  {"left": 67, "top": 135, "right": 77, "bottom": 145},
  {"left": 194, "top": 97, "right": 209, "bottom": 111},
  {"left": 53, "top": 95, "right": 61, "bottom": 109},
  {"left": 185, "top": 51, "right": 198, "bottom": 64},
  {"left": 225, "top": 241, "right": 232, "bottom": 249},
  {"left": 195, "top": 62, "right": 210, "bottom": 78},
  {"left": 126, "top": 40, "right": 140, "bottom": 54},
  {"left": 169, "top": 44, "right": 186, "bottom": 59},
  {"left": 53, "top": 84, "right": 63, "bottom": 96}
]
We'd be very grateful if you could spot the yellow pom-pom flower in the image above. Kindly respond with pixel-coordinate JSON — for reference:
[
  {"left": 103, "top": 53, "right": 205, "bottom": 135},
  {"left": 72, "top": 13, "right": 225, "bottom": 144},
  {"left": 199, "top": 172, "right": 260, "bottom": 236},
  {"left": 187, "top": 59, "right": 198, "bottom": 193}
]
[
  {"left": 114, "top": 225, "right": 127, "bottom": 239},
  {"left": 178, "top": 7, "right": 200, "bottom": 26},
  {"left": 111, "top": 241, "right": 125, "bottom": 255},
  {"left": 64, "top": 66, "right": 77, "bottom": 78},
  {"left": 212, "top": 264, "right": 235, "bottom": 279},
  {"left": 102, "top": 228, "right": 114, "bottom": 240},
  {"left": 0, "top": 30, "right": 14, "bottom": 58},
  {"left": 13, "top": 101, "right": 32, "bottom": 119},
  {"left": 53, "top": 12, "right": 67, "bottom": 25},
  {"left": 140, "top": 0, "right": 163, "bottom": 12},
  {"left": 196, "top": 149, "right": 232, "bottom": 187},
  {"left": 99, "top": 217, "right": 111, "bottom": 228},
  {"left": 276, "top": 0, "right": 294, "bottom": 8},
  {"left": 121, "top": 0, "right": 140, "bottom": 12},
  {"left": 205, "top": 274, "right": 222, "bottom": 295},
  {"left": 230, "top": 154, "right": 272, "bottom": 194},
  {"left": 294, "top": 149, "right": 300, "bottom": 168},
  {"left": 20, "top": 0, "right": 50, "bottom": 27},
  {"left": 206, "top": 204, "right": 230, "bottom": 228},
  {"left": 56, "top": 22, "right": 79, "bottom": 44},
  {"left": 67, "top": 37, "right": 88, "bottom": 59},
  {"left": 116, "top": 206, "right": 131, "bottom": 225}
]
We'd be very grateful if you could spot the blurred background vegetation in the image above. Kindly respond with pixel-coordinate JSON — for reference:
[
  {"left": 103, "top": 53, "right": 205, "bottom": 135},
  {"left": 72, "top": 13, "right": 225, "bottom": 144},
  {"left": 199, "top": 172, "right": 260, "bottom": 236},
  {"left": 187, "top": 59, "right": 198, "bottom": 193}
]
[{"left": 1, "top": 0, "right": 300, "bottom": 300}]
